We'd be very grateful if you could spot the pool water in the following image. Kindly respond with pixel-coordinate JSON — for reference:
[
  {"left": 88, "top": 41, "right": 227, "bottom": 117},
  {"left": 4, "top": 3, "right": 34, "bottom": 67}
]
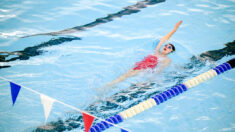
[{"left": 0, "top": 0, "right": 235, "bottom": 132}]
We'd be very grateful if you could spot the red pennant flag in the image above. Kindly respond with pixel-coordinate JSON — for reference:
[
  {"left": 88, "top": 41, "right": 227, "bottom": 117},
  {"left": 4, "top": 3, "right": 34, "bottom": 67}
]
[{"left": 82, "top": 112, "right": 95, "bottom": 132}]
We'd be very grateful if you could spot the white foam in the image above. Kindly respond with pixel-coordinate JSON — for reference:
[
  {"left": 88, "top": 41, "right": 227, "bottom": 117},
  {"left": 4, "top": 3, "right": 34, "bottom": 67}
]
[
  {"left": 213, "top": 92, "right": 226, "bottom": 98},
  {"left": 196, "top": 4, "right": 210, "bottom": 8},
  {"left": 187, "top": 8, "right": 204, "bottom": 12},
  {"left": 170, "top": 115, "right": 179, "bottom": 121},
  {"left": 195, "top": 116, "right": 211, "bottom": 121},
  {"left": 169, "top": 10, "right": 189, "bottom": 15},
  {"left": 205, "top": 23, "right": 216, "bottom": 28},
  {"left": 0, "top": 9, "right": 10, "bottom": 12},
  {"left": 223, "top": 14, "right": 235, "bottom": 22},
  {"left": 200, "top": 127, "right": 208, "bottom": 132},
  {"left": 220, "top": 123, "right": 235, "bottom": 131},
  {"left": 7, "top": 73, "right": 43, "bottom": 78},
  {"left": 211, "top": 3, "right": 230, "bottom": 10},
  {"left": 0, "top": 31, "right": 24, "bottom": 38},
  {"left": 0, "top": 14, "right": 16, "bottom": 20}
]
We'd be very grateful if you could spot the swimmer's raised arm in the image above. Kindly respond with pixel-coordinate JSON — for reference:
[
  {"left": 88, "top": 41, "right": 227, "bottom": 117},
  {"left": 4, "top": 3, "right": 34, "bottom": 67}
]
[{"left": 155, "top": 20, "right": 182, "bottom": 53}]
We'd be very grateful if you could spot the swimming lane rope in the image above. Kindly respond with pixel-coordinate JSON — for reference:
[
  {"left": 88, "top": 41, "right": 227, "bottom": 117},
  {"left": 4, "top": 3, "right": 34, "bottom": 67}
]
[{"left": 89, "top": 58, "right": 235, "bottom": 132}]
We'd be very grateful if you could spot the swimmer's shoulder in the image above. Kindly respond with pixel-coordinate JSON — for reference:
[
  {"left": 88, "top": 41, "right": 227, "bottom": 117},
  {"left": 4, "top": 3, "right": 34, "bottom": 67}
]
[{"left": 161, "top": 56, "right": 171, "bottom": 64}]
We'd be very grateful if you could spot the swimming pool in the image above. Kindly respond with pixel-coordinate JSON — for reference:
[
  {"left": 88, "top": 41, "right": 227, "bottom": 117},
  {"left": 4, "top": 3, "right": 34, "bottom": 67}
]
[{"left": 0, "top": 0, "right": 235, "bottom": 132}]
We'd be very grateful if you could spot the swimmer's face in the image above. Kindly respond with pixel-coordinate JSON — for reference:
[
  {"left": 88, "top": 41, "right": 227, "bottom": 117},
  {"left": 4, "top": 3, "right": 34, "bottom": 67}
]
[{"left": 162, "top": 44, "right": 173, "bottom": 54}]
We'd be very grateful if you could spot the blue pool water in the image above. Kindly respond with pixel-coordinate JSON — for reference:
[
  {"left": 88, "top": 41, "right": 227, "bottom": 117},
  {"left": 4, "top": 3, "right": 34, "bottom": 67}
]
[{"left": 0, "top": 0, "right": 235, "bottom": 132}]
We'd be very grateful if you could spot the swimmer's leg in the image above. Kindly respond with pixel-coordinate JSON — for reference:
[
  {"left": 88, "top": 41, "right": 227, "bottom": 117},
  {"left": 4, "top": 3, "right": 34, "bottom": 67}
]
[{"left": 105, "top": 69, "right": 142, "bottom": 88}]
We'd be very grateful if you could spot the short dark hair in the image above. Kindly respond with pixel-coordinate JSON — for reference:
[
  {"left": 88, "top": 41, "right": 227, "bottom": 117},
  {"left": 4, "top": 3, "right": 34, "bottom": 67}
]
[{"left": 169, "top": 43, "right": 175, "bottom": 52}]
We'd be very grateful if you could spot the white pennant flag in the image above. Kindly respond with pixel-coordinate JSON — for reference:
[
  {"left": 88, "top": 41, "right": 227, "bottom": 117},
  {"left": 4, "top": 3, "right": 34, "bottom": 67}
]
[{"left": 40, "top": 94, "right": 55, "bottom": 122}]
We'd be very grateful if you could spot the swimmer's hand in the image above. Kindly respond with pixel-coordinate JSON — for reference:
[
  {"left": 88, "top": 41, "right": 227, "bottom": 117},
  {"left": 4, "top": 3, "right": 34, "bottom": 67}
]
[
  {"left": 156, "top": 21, "right": 182, "bottom": 51},
  {"left": 174, "top": 20, "right": 183, "bottom": 29}
]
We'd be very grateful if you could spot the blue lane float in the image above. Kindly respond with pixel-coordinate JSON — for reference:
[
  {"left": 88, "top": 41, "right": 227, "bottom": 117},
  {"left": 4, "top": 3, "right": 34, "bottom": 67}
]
[
  {"left": 90, "top": 115, "right": 123, "bottom": 132},
  {"left": 213, "top": 62, "right": 232, "bottom": 74},
  {"left": 90, "top": 58, "right": 235, "bottom": 132},
  {"left": 151, "top": 84, "right": 187, "bottom": 105}
]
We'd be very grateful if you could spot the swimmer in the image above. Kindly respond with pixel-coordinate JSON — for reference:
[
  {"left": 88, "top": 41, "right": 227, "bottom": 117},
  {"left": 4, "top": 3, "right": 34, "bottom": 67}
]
[{"left": 106, "top": 20, "right": 183, "bottom": 87}]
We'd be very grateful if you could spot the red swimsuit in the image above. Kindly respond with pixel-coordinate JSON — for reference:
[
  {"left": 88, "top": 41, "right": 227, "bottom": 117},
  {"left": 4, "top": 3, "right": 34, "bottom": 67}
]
[{"left": 133, "top": 55, "right": 158, "bottom": 70}]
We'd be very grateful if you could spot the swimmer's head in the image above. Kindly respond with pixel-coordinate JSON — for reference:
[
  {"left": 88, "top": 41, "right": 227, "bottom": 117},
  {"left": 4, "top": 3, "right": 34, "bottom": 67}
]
[{"left": 162, "top": 43, "right": 175, "bottom": 55}]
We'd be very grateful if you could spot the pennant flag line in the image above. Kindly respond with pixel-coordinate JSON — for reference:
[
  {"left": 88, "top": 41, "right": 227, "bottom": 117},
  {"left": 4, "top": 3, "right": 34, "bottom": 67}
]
[
  {"left": 82, "top": 112, "right": 95, "bottom": 132},
  {"left": 40, "top": 94, "right": 55, "bottom": 122},
  {"left": 0, "top": 76, "right": 130, "bottom": 131},
  {"left": 10, "top": 82, "right": 21, "bottom": 106}
]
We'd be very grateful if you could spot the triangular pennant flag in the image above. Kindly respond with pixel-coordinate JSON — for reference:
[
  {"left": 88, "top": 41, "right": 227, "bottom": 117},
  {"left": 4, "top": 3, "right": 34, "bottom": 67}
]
[
  {"left": 40, "top": 94, "right": 55, "bottom": 122},
  {"left": 10, "top": 82, "right": 21, "bottom": 106},
  {"left": 121, "top": 129, "right": 129, "bottom": 132},
  {"left": 82, "top": 112, "right": 95, "bottom": 132}
]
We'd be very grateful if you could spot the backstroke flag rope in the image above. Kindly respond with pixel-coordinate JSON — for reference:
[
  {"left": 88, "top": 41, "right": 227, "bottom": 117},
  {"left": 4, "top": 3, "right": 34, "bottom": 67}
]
[{"left": 0, "top": 76, "right": 130, "bottom": 132}]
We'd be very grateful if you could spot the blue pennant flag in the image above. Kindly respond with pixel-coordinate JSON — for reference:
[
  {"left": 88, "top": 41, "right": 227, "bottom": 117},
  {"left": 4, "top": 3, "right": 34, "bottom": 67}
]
[
  {"left": 121, "top": 129, "right": 129, "bottom": 132},
  {"left": 10, "top": 82, "right": 21, "bottom": 106}
]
